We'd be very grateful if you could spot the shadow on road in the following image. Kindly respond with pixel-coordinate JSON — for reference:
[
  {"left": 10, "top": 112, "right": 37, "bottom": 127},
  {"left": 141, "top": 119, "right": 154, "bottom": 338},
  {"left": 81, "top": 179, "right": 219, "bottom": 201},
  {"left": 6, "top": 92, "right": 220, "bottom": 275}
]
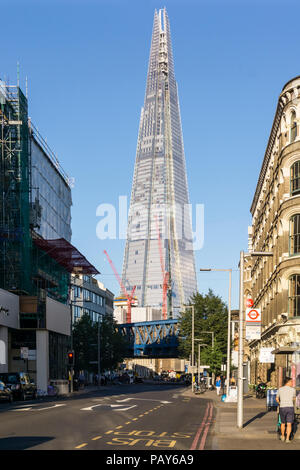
[
  {"left": 243, "top": 411, "right": 268, "bottom": 428},
  {"left": 0, "top": 383, "right": 188, "bottom": 410},
  {"left": 0, "top": 436, "right": 54, "bottom": 450}
]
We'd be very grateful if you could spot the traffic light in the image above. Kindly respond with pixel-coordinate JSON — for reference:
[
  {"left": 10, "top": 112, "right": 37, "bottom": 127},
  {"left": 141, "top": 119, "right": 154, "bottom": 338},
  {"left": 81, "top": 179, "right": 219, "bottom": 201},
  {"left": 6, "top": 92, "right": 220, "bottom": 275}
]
[{"left": 67, "top": 350, "right": 74, "bottom": 366}]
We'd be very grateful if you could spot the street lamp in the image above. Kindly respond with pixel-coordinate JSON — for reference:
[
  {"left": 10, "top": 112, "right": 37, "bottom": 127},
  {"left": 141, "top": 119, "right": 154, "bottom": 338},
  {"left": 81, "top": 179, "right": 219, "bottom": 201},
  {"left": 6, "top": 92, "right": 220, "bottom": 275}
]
[
  {"left": 181, "top": 305, "right": 195, "bottom": 392},
  {"left": 237, "top": 250, "right": 273, "bottom": 429},
  {"left": 69, "top": 292, "right": 92, "bottom": 393},
  {"left": 194, "top": 340, "right": 208, "bottom": 386},
  {"left": 97, "top": 313, "right": 103, "bottom": 386},
  {"left": 199, "top": 268, "right": 232, "bottom": 398}
]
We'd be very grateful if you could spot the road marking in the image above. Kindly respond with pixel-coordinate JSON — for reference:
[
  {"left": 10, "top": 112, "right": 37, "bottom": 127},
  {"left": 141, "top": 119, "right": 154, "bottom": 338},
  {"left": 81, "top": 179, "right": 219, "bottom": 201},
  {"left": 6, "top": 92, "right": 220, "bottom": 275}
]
[
  {"left": 81, "top": 403, "right": 137, "bottom": 412},
  {"left": 35, "top": 404, "right": 66, "bottom": 411},
  {"left": 190, "top": 402, "right": 213, "bottom": 451},
  {"left": 116, "top": 398, "right": 172, "bottom": 404},
  {"left": 92, "top": 436, "right": 102, "bottom": 441},
  {"left": 12, "top": 407, "right": 32, "bottom": 411},
  {"left": 12, "top": 404, "right": 66, "bottom": 412},
  {"left": 115, "top": 426, "right": 123, "bottom": 429},
  {"left": 114, "top": 405, "right": 137, "bottom": 412},
  {"left": 75, "top": 443, "right": 88, "bottom": 449},
  {"left": 198, "top": 402, "right": 213, "bottom": 450}
]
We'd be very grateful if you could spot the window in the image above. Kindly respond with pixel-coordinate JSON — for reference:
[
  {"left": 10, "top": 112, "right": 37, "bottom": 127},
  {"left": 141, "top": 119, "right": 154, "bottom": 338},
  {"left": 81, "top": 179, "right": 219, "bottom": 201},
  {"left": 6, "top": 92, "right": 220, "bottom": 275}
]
[
  {"left": 83, "top": 289, "right": 90, "bottom": 301},
  {"left": 290, "top": 161, "right": 300, "bottom": 196},
  {"left": 291, "top": 111, "right": 297, "bottom": 143},
  {"left": 288, "top": 274, "right": 300, "bottom": 317},
  {"left": 289, "top": 214, "right": 300, "bottom": 255}
]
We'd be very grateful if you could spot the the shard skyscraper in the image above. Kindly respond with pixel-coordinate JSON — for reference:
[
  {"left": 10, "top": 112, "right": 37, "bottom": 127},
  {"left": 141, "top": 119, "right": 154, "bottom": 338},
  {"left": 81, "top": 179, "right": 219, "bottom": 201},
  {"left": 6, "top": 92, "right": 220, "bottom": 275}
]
[{"left": 121, "top": 8, "right": 197, "bottom": 318}]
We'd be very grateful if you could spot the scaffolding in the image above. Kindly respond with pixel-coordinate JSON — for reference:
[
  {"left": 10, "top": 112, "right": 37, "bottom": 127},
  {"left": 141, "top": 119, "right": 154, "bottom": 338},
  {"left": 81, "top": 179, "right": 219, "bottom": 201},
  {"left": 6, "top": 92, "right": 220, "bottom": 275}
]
[
  {"left": 0, "top": 83, "right": 32, "bottom": 294},
  {"left": 0, "top": 82, "right": 70, "bottom": 312}
]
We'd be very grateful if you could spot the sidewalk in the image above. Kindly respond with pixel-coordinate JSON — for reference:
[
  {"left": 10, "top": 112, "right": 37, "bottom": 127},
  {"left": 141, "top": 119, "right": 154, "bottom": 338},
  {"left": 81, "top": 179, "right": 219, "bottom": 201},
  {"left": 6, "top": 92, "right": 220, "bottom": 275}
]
[{"left": 181, "top": 387, "right": 300, "bottom": 450}]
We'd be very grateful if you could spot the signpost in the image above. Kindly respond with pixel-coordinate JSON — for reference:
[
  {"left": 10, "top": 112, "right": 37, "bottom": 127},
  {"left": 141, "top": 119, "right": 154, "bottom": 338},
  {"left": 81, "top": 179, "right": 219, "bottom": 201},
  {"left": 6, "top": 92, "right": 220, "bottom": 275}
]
[
  {"left": 20, "top": 347, "right": 29, "bottom": 359},
  {"left": 245, "top": 307, "right": 261, "bottom": 341},
  {"left": 245, "top": 325, "right": 261, "bottom": 340},
  {"left": 259, "top": 348, "right": 275, "bottom": 363},
  {"left": 245, "top": 308, "right": 261, "bottom": 323}
]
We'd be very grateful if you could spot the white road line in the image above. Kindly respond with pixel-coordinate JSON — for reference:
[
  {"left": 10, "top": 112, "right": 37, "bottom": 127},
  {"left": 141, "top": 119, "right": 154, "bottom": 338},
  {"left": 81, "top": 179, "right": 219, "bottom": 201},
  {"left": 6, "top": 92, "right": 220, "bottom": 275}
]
[
  {"left": 116, "top": 398, "right": 172, "bottom": 404},
  {"left": 81, "top": 403, "right": 137, "bottom": 411},
  {"left": 113, "top": 405, "right": 137, "bottom": 412},
  {"left": 11, "top": 403, "right": 66, "bottom": 412},
  {"left": 34, "top": 404, "right": 66, "bottom": 411},
  {"left": 12, "top": 407, "right": 32, "bottom": 411}
]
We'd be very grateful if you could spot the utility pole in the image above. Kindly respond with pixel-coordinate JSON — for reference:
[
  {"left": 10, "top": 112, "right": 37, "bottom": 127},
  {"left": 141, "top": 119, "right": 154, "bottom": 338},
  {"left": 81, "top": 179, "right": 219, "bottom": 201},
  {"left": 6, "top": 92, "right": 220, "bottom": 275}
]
[
  {"left": 98, "top": 315, "right": 101, "bottom": 386},
  {"left": 226, "top": 269, "right": 232, "bottom": 398},
  {"left": 199, "top": 268, "right": 232, "bottom": 397},
  {"left": 181, "top": 305, "right": 195, "bottom": 392},
  {"left": 237, "top": 251, "right": 244, "bottom": 428}
]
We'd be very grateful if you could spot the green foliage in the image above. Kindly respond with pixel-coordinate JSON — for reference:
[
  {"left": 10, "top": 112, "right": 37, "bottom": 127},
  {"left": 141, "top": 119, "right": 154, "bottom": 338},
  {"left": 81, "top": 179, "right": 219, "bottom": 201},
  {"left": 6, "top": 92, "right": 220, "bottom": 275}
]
[
  {"left": 72, "top": 313, "right": 128, "bottom": 373},
  {"left": 177, "top": 289, "right": 228, "bottom": 375}
]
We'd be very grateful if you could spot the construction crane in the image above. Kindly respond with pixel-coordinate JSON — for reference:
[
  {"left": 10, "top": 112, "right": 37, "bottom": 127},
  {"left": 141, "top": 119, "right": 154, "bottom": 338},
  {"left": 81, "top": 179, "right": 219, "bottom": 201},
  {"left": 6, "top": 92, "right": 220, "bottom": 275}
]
[
  {"left": 154, "top": 216, "right": 170, "bottom": 320},
  {"left": 103, "top": 249, "right": 136, "bottom": 324}
]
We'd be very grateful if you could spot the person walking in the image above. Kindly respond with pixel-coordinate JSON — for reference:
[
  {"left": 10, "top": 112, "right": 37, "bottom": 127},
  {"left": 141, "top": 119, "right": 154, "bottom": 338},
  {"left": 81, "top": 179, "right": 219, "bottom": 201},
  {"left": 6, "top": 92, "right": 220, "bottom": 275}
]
[
  {"left": 216, "top": 376, "right": 221, "bottom": 396},
  {"left": 276, "top": 377, "right": 296, "bottom": 443}
]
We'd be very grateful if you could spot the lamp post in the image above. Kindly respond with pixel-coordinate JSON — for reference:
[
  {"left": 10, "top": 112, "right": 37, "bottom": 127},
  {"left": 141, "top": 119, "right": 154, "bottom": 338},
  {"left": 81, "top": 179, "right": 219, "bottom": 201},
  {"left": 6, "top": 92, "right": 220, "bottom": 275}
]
[
  {"left": 199, "top": 268, "right": 232, "bottom": 397},
  {"left": 194, "top": 340, "right": 208, "bottom": 385},
  {"left": 97, "top": 313, "right": 103, "bottom": 386},
  {"left": 181, "top": 305, "right": 195, "bottom": 392},
  {"left": 237, "top": 250, "right": 273, "bottom": 429},
  {"left": 69, "top": 291, "right": 92, "bottom": 393}
]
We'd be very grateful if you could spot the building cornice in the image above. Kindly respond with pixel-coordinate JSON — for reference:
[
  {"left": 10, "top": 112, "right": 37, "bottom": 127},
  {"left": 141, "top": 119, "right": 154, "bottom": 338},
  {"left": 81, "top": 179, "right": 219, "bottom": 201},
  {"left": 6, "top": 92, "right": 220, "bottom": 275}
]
[{"left": 250, "top": 98, "right": 284, "bottom": 215}]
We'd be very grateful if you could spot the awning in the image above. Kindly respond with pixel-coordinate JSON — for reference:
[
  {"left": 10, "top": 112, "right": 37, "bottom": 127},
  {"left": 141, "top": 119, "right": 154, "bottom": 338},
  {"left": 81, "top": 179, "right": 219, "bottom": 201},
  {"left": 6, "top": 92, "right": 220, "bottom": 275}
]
[
  {"left": 271, "top": 347, "right": 299, "bottom": 355},
  {"left": 33, "top": 237, "right": 100, "bottom": 275}
]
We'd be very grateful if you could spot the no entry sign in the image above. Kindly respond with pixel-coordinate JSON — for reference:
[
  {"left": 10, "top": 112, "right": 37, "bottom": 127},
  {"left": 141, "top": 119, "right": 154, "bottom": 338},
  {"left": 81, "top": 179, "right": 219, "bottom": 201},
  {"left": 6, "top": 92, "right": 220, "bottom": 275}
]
[{"left": 245, "top": 307, "right": 261, "bottom": 323}]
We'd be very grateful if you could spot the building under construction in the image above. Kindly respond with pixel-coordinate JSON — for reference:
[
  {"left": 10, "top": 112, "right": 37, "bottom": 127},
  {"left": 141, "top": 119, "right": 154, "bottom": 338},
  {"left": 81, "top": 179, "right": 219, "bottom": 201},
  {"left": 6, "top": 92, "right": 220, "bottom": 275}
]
[{"left": 0, "top": 79, "right": 98, "bottom": 393}]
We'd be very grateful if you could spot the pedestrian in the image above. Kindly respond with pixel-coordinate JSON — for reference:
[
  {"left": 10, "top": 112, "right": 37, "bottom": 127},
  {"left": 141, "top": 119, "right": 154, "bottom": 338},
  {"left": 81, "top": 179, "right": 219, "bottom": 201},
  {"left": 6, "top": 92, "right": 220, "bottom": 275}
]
[
  {"left": 276, "top": 376, "right": 296, "bottom": 443},
  {"left": 216, "top": 376, "right": 221, "bottom": 396}
]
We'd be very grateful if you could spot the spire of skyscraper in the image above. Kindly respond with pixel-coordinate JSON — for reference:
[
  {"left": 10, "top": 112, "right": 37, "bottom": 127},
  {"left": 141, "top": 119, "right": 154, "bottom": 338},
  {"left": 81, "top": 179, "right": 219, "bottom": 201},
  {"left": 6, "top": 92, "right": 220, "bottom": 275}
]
[{"left": 121, "top": 8, "right": 197, "bottom": 318}]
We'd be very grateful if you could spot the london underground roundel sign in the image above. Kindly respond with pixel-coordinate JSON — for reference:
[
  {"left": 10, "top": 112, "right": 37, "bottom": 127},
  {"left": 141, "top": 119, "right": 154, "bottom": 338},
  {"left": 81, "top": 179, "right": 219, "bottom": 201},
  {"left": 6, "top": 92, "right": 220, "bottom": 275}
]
[{"left": 245, "top": 308, "right": 261, "bottom": 323}]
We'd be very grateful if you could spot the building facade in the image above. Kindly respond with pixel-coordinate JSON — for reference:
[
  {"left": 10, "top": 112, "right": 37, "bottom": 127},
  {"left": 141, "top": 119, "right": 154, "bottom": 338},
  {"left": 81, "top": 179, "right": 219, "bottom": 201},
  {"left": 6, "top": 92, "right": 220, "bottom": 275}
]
[
  {"left": 121, "top": 8, "right": 197, "bottom": 319},
  {"left": 0, "top": 79, "right": 98, "bottom": 394},
  {"left": 246, "top": 76, "right": 300, "bottom": 388},
  {"left": 71, "top": 274, "right": 114, "bottom": 324}
]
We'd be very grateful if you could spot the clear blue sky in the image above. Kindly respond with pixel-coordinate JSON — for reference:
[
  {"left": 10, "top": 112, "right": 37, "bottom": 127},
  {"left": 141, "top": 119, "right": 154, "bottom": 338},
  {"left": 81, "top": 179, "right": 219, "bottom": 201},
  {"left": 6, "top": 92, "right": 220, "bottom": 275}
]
[{"left": 2, "top": 0, "right": 300, "bottom": 309}]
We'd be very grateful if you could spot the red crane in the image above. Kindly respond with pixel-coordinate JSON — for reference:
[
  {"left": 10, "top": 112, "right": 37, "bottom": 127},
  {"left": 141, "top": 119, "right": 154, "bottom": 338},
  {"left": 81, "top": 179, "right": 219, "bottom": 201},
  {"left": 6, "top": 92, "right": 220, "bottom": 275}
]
[
  {"left": 155, "top": 216, "right": 170, "bottom": 320},
  {"left": 103, "top": 249, "right": 136, "bottom": 324}
]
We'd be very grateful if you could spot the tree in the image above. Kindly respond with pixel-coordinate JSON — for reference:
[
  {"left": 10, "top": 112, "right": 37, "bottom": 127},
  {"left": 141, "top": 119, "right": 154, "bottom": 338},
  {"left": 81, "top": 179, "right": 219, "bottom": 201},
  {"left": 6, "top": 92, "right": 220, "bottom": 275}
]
[
  {"left": 72, "top": 313, "right": 128, "bottom": 374},
  {"left": 177, "top": 289, "right": 228, "bottom": 375}
]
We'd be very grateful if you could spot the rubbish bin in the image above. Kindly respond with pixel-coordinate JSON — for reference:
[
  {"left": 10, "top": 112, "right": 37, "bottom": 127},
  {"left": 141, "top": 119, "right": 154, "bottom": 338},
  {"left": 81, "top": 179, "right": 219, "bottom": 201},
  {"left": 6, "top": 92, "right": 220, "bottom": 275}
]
[
  {"left": 266, "top": 389, "right": 278, "bottom": 411},
  {"left": 73, "top": 378, "right": 79, "bottom": 391},
  {"left": 50, "top": 380, "right": 69, "bottom": 396}
]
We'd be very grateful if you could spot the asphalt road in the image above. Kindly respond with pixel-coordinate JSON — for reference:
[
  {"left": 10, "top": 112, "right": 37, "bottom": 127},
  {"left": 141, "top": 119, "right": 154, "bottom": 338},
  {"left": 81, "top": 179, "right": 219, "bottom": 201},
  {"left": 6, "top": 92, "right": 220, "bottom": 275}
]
[{"left": 0, "top": 384, "right": 214, "bottom": 451}]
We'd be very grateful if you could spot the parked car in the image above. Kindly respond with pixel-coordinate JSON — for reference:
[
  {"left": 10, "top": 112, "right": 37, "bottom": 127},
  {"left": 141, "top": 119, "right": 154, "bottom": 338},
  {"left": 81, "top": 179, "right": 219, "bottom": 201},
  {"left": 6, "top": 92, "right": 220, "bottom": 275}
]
[
  {"left": 0, "top": 372, "right": 37, "bottom": 401},
  {"left": 0, "top": 380, "right": 13, "bottom": 403}
]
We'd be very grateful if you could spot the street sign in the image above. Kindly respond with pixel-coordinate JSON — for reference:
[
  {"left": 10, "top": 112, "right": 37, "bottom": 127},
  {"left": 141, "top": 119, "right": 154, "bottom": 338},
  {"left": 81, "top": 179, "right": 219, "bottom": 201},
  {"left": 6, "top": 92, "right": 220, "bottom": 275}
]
[
  {"left": 246, "top": 324, "right": 261, "bottom": 340},
  {"left": 246, "top": 298, "right": 253, "bottom": 308},
  {"left": 259, "top": 348, "right": 275, "bottom": 363},
  {"left": 20, "top": 347, "right": 28, "bottom": 359},
  {"left": 245, "top": 307, "right": 261, "bottom": 323}
]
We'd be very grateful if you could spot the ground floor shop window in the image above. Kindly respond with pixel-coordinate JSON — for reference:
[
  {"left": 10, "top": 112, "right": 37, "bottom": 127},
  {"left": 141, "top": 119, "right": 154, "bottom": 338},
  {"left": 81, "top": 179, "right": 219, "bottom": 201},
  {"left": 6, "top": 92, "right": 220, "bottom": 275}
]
[{"left": 49, "top": 332, "right": 69, "bottom": 380}]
